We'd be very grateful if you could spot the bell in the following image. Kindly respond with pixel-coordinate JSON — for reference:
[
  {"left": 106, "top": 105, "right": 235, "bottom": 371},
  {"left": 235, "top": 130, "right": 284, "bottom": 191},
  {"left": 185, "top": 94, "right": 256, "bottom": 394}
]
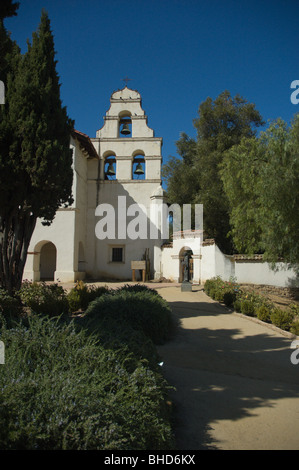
[
  {"left": 120, "top": 123, "right": 131, "bottom": 135},
  {"left": 134, "top": 162, "right": 144, "bottom": 175},
  {"left": 106, "top": 162, "right": 115, "bottom": 176}
]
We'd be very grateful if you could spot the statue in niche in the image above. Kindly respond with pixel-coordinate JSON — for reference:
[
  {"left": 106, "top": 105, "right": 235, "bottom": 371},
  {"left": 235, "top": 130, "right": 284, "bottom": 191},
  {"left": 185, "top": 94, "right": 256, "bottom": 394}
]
[{"left": 183, "top": 254, "right": 189, "bottom": 282}]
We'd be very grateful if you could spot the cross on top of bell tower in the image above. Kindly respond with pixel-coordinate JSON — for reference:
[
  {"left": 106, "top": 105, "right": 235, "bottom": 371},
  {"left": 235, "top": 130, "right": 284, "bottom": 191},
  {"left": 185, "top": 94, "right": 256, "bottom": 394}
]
[{"left": 122, "top": 76, "right": 131, "bottom": 87}]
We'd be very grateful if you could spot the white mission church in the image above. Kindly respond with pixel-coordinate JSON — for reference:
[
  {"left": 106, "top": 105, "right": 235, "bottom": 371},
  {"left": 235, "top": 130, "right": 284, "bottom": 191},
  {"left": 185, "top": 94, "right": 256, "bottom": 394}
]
[
  {"left": 23, "top": 86, "right": 298, "bottom": 288},
  {"left": 24, "top": 85, "right": 181, "bottom": 283}
]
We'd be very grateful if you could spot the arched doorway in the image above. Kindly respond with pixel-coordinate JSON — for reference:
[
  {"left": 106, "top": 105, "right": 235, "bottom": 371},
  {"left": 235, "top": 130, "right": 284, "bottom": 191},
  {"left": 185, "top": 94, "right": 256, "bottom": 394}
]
[
  {"left": 40, "top": 242, "right": 57, "bottom": 280},
  {"left": 179, "top": 247, "right": 193, "bottom": 283}
]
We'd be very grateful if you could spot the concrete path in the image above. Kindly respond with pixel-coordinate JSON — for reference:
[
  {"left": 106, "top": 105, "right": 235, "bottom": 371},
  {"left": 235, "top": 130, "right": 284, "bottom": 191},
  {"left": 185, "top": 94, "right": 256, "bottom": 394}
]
[{"left": 156, "top": 286, "right": 299, "bottom": 450}]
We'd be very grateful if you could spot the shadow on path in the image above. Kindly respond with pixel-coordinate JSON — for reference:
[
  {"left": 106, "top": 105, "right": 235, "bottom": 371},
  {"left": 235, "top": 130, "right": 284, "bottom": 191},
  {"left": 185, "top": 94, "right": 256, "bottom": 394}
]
[{"left": 157, "top": 288, "right": 299, "bottom": 450}]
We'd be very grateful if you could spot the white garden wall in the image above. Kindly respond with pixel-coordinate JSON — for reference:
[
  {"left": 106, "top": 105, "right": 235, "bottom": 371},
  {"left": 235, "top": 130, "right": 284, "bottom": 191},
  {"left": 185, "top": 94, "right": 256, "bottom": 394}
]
[{"left": 161, "top": 238, "right": 299, "bottom": 288}]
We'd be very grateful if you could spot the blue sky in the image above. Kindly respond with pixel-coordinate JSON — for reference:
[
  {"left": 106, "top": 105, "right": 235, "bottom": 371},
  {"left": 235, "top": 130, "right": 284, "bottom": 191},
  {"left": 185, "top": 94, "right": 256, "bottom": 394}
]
[{"left": 4, "top": 0, "right": 299, "bottom": 174}]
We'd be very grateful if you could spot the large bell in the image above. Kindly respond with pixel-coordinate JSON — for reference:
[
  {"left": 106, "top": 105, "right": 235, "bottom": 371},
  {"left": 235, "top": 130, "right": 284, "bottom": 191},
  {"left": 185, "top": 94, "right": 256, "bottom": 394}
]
[
  {"left": 106, "top": 162, "right": 115, "bottom": 176},
  {"left": 134, "top": 162, "right": 144, "bottom": 176},
  {"left": 120, "top": 123, "right": 131, "bottom": 135}
]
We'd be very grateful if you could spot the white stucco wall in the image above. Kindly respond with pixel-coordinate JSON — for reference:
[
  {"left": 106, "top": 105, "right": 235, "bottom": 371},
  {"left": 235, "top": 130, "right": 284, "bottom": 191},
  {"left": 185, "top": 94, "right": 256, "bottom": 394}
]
[
  {"left": 161, "top": 238, "right": 299, "bottom": 288},
  {"left": 23, "top": 136, "right": 91, "bottom": 283},
  {"left": 199, "top": 242, "right": 298, "bottom": 287}
]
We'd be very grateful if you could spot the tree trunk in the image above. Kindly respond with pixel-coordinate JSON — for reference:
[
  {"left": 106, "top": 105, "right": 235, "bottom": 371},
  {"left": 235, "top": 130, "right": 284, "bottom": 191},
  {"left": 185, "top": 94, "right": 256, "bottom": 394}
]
[{"left": 0, "top": 209, "right": 36, "bottom": 294}]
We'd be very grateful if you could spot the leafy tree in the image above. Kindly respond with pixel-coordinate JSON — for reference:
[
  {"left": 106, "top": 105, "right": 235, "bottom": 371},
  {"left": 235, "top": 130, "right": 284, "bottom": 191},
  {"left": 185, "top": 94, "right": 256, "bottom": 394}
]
[
  {"left": 163, "top": 91, "right": 264, "bottom": 253},
  {"left": 162, "top": 133, "right": 200, "bottom": 206},
  {"left": 220, "top": 115, "right": 299, "bottom": 266},
  {"left": 0, "top": 10, "right": 74, "bottom": 293}
]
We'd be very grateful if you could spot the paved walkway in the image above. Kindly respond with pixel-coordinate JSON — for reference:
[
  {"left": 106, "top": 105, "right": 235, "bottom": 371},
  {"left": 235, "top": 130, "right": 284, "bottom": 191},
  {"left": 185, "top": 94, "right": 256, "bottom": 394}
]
[
  {"left": 155, "top": 286, "right": 299, "bottom": 450},
  {"left": 59, "top": 280, "right": 299, "bottom": 449}
]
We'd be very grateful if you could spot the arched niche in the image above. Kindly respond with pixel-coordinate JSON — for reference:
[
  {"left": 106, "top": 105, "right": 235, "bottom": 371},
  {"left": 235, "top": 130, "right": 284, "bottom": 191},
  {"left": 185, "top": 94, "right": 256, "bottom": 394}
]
[
  {"left": 178, "top": 246, "right": 193, "bottom": 283},
  {"left": 36, "top": 241, "right": 57, "bottom": 281}
]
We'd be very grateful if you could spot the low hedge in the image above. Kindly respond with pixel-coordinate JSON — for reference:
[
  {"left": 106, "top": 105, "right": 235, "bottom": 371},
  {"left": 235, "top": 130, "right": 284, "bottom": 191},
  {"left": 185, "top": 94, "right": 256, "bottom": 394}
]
[
  {"left": 82, "top": 289, "right": 176, "bottom": 346},
  {"left": 204, "top": 276, "right": 299, "bottom": 334},
  {"left": 0, "top": 315, "right": 174, "bottom": 450}
]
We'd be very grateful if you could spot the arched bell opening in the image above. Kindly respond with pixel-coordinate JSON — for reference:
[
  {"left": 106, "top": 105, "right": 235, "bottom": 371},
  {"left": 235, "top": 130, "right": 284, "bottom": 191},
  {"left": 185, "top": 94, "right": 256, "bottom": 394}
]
[
  {"left": 132, "top": 153, "right": 145, "bottom": 180},
  {"left": 118, "top": 111, "right": 132, "bottom": 138},
  {"left": 104, "top": 155, "right": 116, "bottom": 180}
]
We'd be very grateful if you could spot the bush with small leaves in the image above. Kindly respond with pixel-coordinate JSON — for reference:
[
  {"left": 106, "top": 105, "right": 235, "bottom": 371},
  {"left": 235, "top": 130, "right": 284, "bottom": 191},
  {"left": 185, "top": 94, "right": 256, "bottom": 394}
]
[
  {"left": 256, "top": 305, "right": 271, "bottom": 323},
  {"left": 290, "top": 320, "right": 299, "bottom": 336},
  {"left": 0, "top": 315, "right": 174, "bottom": 450},
  {"left": 82, "top": 289, "right": 176, "bottom": 346},
  {"left": 270, "top": 308, "right": 294, "bottom": 331},
  {"left": 67, "top": 282, "right": 109, "bottom": 313},
  {"left": 240, "top": 299, "right": 256, "bottom": 317},
  {"left": 0, "top": 288, "right": 21, "bottom": 319},
  {"left": 18, "top": 281, "right": 69, "bottom": 317}
]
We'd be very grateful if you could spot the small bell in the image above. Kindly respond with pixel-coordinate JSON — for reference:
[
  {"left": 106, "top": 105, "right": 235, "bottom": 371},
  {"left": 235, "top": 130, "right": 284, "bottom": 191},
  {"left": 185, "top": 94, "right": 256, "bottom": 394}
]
[
  {"left": 120, "top": 123, "right": 131, "bottom": 135},
  {"left": 106, "top": 162, "right": 115, "bottom": 176},
  {"left": 134, "top": 162, "right": 144, "bottom": 175}
]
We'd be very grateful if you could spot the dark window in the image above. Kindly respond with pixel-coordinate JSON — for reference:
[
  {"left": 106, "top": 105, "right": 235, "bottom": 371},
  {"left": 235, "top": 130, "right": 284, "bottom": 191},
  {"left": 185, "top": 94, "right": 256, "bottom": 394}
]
[{"left": 112, "top": 247, "right": 123, "bottom": 262}]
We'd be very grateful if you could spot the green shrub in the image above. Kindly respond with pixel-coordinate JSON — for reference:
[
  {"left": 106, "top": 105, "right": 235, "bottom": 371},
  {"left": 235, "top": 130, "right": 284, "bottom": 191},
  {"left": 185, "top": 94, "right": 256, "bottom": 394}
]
[
  {"left": 288, "top": 303, "right": 299, "bottom": 317},
  {"left": 203, "top": 279, "right": 216, "bottom": 296},
  {"left": 270, "top": 308, "right": 294, "bottom": 331},
  {"left": 78, "top": 314, "right": 161, "bottom": 370},
  {"left": 86, "top": 285, "right": 110, "bottom": 303},
  {"left": 0, "top": 316, "right": 174, "bottom": 450},
  {"left": 204, "top": 277, "right": 241, "bottom": 306},
  {"left": 83, "top": 290, "right": 176, "bottom": 345},
  {"left": 256, "top": 305, "right": 271, "bottom": 323},
  {"left": 67, "top": 281, "right": 109, "bottom": 313},
  {"left": 233, "top": 299, "right": 242, "bottom": 312},
  {"left": 116, "top": 284, "right": 160, "bottom": 296},
  {"left": 240, "top": 299, "right": 256, "bottom": 316},
  {"left": 19, "top": 281, "right": 69, "bottom": 317},
  {"left": 290, "top": 320, "right": 299, "bottom": 336},
  {"left": 223, "top": 291, "right": 236, "bottom": 307},
  {"left": 0, "top": 288, "right": 21, "bottom": 318},
  {"left": 67, "top": 281, "right": 89, "bottom": 312}
]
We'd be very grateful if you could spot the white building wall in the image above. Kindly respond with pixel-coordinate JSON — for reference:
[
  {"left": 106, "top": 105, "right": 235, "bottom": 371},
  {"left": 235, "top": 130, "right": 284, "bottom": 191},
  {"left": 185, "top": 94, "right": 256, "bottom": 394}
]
[{"left": 23, "top": 136, "right": 91, "bottom": 283}]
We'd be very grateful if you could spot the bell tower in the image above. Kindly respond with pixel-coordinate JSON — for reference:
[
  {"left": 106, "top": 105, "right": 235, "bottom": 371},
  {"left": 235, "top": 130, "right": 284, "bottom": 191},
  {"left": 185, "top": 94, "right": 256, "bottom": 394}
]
[
  {"left": 87, "top": 85, "right": 165, "bottom": 280},
  {"left": 93, "top": 85, "right": 162, "bottom": 182}
]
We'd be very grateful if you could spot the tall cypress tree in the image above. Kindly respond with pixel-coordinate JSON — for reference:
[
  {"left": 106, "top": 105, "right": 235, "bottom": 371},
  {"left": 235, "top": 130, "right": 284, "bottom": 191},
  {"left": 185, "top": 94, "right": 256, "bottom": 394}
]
[{"left": 0, "top": 10, "right": 74, "bottom": 293}]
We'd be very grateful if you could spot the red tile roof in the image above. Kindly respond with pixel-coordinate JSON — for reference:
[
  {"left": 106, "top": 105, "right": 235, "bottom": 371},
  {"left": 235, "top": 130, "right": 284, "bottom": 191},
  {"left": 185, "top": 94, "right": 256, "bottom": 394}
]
[{"left": 72, "top": 129, "right": 98, "bottom": 159}]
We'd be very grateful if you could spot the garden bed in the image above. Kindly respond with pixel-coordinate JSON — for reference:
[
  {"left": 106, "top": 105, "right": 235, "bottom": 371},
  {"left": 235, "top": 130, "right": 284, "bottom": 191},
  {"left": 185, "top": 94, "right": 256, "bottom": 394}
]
[
  {"left": 0, "top": 281, "right": 176, "bottom": 450},
  {"left": 203, "top": 277, "right": 299, "bottom": 336}
]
